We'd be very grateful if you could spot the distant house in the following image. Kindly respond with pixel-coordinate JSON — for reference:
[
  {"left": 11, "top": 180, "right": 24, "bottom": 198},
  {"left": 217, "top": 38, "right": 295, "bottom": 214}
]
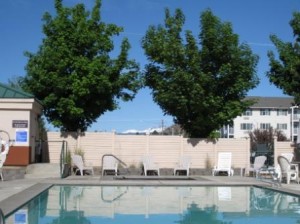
[
  {"left": 0, "top": 83, "right": 43, "bottom": 165},
  {"left": 220, "top": 96, "right": 297, "bottom": 141}
]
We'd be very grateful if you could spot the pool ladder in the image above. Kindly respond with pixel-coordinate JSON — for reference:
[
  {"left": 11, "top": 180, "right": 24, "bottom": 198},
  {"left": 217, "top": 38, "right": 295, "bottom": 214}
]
[{"left": 101, "top": 154, "right": 130, "bottom": 177}]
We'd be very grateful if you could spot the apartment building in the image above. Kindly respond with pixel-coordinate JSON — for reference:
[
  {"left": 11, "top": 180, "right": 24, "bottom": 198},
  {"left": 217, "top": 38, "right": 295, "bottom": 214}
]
[{"left": 221, "top": 96, "right": 299, "bottom": 141}]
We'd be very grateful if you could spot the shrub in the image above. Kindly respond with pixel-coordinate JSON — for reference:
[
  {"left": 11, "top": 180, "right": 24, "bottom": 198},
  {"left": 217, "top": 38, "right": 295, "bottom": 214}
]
[{"left": 74, "top": 147, "right": 85, "bottom": 161}]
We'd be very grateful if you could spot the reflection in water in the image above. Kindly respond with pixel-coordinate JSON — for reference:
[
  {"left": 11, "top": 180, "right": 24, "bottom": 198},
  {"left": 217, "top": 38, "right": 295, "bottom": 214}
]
[
  {"left": 5, "top": 186, "right": 300, "bottom": 224},
  {"left": 179, "top": 203, "right": 233, "bottom": 224}
]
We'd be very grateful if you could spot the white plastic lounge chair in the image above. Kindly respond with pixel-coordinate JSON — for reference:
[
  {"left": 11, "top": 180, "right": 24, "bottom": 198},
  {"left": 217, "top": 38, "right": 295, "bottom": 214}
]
[
  {"left": 212, "top": 152, "right": 234, "bottom": 176},
  {"left": 142, "top": 155, "right": 160, "bottom": 176},
  {"left": 217, "top": 187, "right": 232, "bottom": 201},
  {"left": 280, "top": 152, "right": 299, "bottom": 173},
  {"left": 102, "top": 155, "right": 118, "bottom": 176},
  {"left": 0, "top": 156, "right": 5, "bottom": 181},
  {"left": 70, "top": 186, "right": 83, "bottom": 199},
  {"left": 277, "top": 155, "right": 299, "bottom": 184},
  {"left": 174, "top": 155, "right": 191, "bottom": 176},
  {"left": 280, "top": 153, "right": 294, "bottom": 163},
  {"left": 246, "top": 155, "right": 267, "bottom": 178},
  {"left": 0, "top": 140, "right": 10, "bottom": 181},
  {"left": 72, "top": 154, "right": 94, "bottom": 176}
]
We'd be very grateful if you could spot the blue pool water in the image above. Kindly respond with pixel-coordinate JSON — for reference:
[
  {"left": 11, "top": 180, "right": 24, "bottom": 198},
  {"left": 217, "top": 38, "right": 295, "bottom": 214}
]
[{"left": 5, "top": 185, "right": 300, "bottom": 224}]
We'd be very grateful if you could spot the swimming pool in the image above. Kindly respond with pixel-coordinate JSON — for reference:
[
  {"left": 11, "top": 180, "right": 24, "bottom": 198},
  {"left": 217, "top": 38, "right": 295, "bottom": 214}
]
[{"left": 5, "top": 185, "right": 300, "bottom": 224}]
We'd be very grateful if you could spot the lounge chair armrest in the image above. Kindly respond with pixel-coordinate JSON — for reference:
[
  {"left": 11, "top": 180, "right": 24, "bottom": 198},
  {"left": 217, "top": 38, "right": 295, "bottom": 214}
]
[{"left": 290, "top": 163, "right": 299, "bottom": 172}]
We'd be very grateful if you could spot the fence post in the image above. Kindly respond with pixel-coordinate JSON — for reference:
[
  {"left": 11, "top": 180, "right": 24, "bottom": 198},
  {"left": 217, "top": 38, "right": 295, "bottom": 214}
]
[
  {"left": 112, "top": 131, "right": 115, "bottom": 155},
  {"left": 246, "top": 138, "right": 250, "bottom": 170},
  {"left": 273, "top": 136, "right": 278, "bottom": 167},
  {"left": 213, "top": 140, "right": 217, "bottom": 169},
  {"left": 146, "top": 133, "right": 149, "bottom": 154},
  {"left": 180, "top": 135, "right": 184, "bottom": 156}
]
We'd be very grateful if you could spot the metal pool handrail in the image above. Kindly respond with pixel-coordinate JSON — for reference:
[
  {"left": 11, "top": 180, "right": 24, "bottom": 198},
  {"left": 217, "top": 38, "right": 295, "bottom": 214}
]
[
  {"left": 101, "top": 154, "right": 129, "bottom": 176},
  {"left": 0, "top": 130, "right": 12, "bottom": 146},
  {"left": 101, "top": 186, "right": 129, "bottom": 203},
  {"left": 59, "top": 140, "right": 68, "bottom": 178},
  {"left": 0, "top": 208, "right": 5, "bottom": 224}
]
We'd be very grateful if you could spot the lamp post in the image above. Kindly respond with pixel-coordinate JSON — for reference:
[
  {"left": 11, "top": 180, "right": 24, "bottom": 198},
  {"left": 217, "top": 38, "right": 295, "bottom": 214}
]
[{"left": 290, "top": 106, "right": 299, "bottom": 141}]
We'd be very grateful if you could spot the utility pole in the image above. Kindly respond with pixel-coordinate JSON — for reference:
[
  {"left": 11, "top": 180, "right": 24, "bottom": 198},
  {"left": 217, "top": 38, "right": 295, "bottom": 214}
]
[{"left": 161, "top": 119, "right": 164, "bottom": 135}]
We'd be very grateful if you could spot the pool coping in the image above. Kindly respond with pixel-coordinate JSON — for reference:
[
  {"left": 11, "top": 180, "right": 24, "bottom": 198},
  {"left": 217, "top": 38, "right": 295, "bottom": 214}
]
[{"left": 1, "top": 175, "right": 300, "bottom": 217}]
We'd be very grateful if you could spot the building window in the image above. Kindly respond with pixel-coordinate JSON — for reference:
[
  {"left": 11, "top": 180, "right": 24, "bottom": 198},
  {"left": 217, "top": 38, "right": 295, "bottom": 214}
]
[
  {"left": 240, "top": 123, "right": 253, "bottom": 130},
  {"left": 277, "top": 109, "right": 287, "bottom": 116},
  {"left": 293, "top": 123, "right": 299, "bottom": 135},
  {"left": 260, "top": 123, "right": 271, "bottom": 130},
  {"left": 277, "top": 123, "right": 287, "bottom": 130},
  {"left": 260, "top": 109, "right": 271, "bottom": 116},
  {"left": 243, "top": 109, "right": 252, "bottom": 116},
  {"left": 293, "top": 109, "right": 300, "bottom": 120}
]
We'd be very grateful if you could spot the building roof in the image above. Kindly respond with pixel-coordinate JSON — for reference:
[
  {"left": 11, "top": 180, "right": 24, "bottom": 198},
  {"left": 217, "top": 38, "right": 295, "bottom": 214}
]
[
  {"left": 246, "top": 96, "right": 294, "bottom": 109},
  {"left": 0, "top": 83, "right": 34, "bottom": 98}
]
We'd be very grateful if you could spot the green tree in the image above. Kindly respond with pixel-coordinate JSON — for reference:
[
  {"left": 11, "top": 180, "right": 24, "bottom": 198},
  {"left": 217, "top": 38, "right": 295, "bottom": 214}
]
[
  {"left": 142, "top": 9, "right": 259, "bottom": 138},
  {"left": 177, "top": 203, "right": 231, "bottom": 224},
  {"left": 7, "top": 76, "right": 23, "bottom": 90},
  {"left": 22, "top": 0, "right": 141, "bottom": 131},
  {"left": 267, "top": 12, "right": 300, "bottom": 103}
]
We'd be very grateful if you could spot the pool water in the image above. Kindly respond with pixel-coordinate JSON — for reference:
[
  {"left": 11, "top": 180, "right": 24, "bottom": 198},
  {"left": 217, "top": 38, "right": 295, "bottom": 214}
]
[{"left": 5, "top": 185, "right": 300, "bottom": 224}]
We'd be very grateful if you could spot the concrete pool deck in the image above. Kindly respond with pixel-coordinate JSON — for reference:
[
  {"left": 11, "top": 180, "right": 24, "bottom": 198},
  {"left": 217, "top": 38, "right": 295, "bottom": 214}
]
[{"left": 0, "top": 175, "right": 300, "bottom": 217}]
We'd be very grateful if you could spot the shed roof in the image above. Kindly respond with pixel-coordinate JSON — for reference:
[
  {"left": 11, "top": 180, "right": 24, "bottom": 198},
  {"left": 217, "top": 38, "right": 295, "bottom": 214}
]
[{"left": 0, "top": 83, "right": 34, "bottom": 98}]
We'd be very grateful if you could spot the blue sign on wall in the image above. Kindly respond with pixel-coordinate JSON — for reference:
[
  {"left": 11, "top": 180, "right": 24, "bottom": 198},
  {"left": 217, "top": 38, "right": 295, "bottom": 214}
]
[
  {"left": 16, "top": 130, "right": 28, "bottom": 143},
  {"left": 14, "top": 209, "right": 27, "bottom": 224}
]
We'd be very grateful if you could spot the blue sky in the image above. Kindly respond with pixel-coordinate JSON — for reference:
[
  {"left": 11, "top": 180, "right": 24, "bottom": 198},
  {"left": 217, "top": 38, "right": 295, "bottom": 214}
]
[{"left": 0, "top": 0, "right": 299, "bottom": 132}]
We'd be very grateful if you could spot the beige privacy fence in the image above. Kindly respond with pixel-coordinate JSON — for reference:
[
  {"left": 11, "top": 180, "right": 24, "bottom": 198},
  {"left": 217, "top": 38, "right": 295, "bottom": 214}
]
[{"left": 46, "top": 132, "right": 294, "bottom": 170}]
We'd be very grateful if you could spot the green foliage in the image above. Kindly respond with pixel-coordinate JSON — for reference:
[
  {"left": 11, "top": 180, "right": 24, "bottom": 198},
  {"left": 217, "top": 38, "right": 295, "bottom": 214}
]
[
  {"left": 142, "top": 9, "right": 259, "bottom": 138},
  {"left": 7, "top": 76, "right": 24, "bottom": 90},
  {"left": 74, "top": 147, "right": 85, "bottom": 161},
  {"left": 267, "top": 12, "right": 300, "bottom": 103},
  {"left": 37, "top": 116, "right": 48, "bottom": 140},
  {"left": 65, "top": 149, "right": 72, "bottom": 165},
  {"left": 249, "top": 128, "right": 288, "bottom": 150},
  {"left": 22, "top": 0, "right": 141, "bottom": 131},
  {"left": 207, "top": 130, "right": 220, "bottom": 140},
  {"left": 249, "top": 128, "right": 274, "bottom": 147},
  {"left": 162, "top": 124, "right": 184, "bottom": 136}
]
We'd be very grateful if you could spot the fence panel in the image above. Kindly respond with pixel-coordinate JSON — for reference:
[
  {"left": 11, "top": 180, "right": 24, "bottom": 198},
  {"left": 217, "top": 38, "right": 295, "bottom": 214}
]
[{"left": 46, "top": 132, "right": 251, "bottom": 172}]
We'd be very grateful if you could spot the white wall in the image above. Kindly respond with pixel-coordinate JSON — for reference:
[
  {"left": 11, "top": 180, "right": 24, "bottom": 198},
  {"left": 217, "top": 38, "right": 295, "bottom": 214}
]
[
  {"left": 233, "top": 109, "right": 290, "bottom": 139},
  {"left": 0, "top": 98, "right": 43, "bottom": 163}
]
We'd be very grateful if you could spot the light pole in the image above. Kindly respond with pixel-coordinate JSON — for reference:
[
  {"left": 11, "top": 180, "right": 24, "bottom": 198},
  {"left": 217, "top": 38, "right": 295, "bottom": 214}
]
[{"left": 290, "top": 105, "right": 298, "bottom": 141}]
